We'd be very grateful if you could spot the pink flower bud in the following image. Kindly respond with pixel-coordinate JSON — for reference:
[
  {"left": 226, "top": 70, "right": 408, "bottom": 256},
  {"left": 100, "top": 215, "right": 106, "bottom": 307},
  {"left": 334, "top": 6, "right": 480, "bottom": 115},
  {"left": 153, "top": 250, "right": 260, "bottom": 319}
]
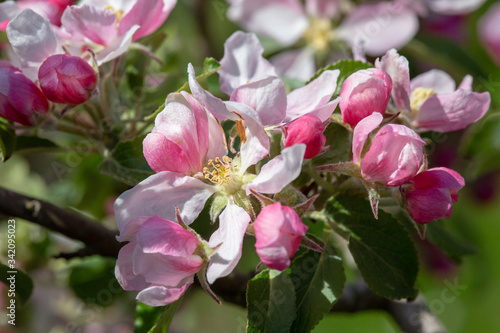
[
  {"left": 254, "top": 202, "right": 308, "bottom": 271},
  {"left": 285, "top": 114, "right": 326, "bottom": 159},
  {"left": 339, "top": 68, "right": 392, "bottom": 128},
  {"left": 404, "top": 167, "right": 465, "bottom": 224},
  {"left": 115, "top": 215, "right": 204, "bottom": 306},
  {"left": 38, "top": 54, "right": 97, "bottom": 105},
  {"left": 0, "top": 61, "right": 48, "bottom": 126},
  {"left": 353, "top": 113, "right": 425, "bottom": 186}
]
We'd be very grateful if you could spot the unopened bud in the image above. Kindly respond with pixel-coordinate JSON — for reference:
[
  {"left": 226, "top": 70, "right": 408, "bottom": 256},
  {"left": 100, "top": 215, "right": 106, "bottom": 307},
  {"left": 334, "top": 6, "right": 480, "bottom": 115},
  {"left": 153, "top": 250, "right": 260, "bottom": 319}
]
[
  {"left": 285, "top": 114, "right": 326, "bottom": 159},
  {"left": 38, "top": 54, "right": 97, "bottom": 105}
]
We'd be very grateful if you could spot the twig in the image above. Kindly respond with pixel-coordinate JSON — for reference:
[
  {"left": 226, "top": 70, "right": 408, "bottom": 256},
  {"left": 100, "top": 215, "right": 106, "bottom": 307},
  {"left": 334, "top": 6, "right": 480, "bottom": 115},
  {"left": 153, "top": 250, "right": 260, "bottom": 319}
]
[{"left": 0, "top": 186, "right": 122, "bottom": 258}]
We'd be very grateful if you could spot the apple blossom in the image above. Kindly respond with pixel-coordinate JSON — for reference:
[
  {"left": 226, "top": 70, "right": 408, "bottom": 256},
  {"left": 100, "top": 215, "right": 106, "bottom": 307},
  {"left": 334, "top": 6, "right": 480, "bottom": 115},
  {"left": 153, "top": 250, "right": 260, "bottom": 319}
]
[
  {"left": 377, "top": 49, "right": 491, "bottom": 132},
  {"left": 115, "top": 90, "right": 307, "bottom": 287},
  {"left": 115, "top": 215, "right": 203, "bottom": 306},
  {"left": 254, "top": 202, "right": 308, "bottom": 271},
  {"left": 38, "top": 54, "right": 97, "bottom": 105},
  {"left": 0, "top": 0, "right": 72, "bottom": 30},
  {"left": 0, "top": 61, "right": 49, "bottom": 126},
  {"left": 285, "top": 114, "right": 326, "bottom": 159},
  {"left": 339, "top": 68, "right": 392, "bottom": 128},
  {"left": 402, "top": 167, "right": 465, "bottom": 224}
]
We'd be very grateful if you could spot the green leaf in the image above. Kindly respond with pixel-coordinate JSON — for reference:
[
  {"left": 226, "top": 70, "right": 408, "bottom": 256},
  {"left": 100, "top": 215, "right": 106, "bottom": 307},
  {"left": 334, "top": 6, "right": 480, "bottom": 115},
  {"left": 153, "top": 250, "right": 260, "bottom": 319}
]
[
  {"left": 14, "top": 136, "right": 58, "bottom": 152},
  {"left": 312, "top": 122, "right": 351, "bottom": 166},
  {"left": 148, "top": 299, "right": 181, "bottom": 333},
  {"left": 426, "top": 221, "right": 476, "bottom": 263},
  {"left": 135, "top": 301, "right": 165, "bottom": 333},
  {"left": 326, "top": 194, "right": 419, "bottom": 299},
  {"left": 99, "top": 135, "right": 154, "bottom": 186},
  {"left": 307, "top": 60, "right": 373, "bottom": 96},
  {"left": 288, "top": 232, "right": 345, "bottom": 333},
  {"left": 247, "top": 269, "right": 296, "bottom": 333},
  {"left": 0, "top": 123, "right": 16, "bottom": 162},
  {"left": 68, "top": 256, "right": 122, "bottom": 304},
  {"left": 0, "top": 264, "right": 34, "bottom": 305}
]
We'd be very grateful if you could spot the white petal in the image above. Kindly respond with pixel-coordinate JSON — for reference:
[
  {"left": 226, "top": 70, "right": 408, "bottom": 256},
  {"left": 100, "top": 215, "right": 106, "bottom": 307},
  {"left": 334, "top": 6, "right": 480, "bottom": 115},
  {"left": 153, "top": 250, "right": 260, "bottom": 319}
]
[
  {"left": 270, "top": 48, "right": 316, "bottom": 82},
  {"left": 206, "top": 203, "right": 251, "bottom": 284},
  {"left": 247, "top": 144, "right": 305, "bottom": 194},
  {"left": 0, "top": 1, "right": 19, "bottom": 22},
  {"left": 96, "top": 25, "right": 140, "bottom": 65},
  {"left": 7, "top": 9, "right": 60, "bottom": 66},
  {"left": 410, "top": 69, "right": 456, "bottom": 94},
  {"left": 114, "top": 171, "right": 216, "bottom": 230}
]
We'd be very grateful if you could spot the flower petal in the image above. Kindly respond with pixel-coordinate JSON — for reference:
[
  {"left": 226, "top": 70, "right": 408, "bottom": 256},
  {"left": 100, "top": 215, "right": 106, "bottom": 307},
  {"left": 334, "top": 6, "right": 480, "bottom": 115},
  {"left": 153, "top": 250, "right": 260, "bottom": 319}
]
[
  {"left": 410, "top": 69, "right": 456, "bottom": 94},
  {"left": 337, "top": 2, "right": 418, "bottom": 56},
  {"left": 415, "top": 89, "right": 491, "bottom": 132},
  {"left": 230, "top": 76, "right": 287, "bottom": 126},
  {"left": 376, "top": 49, "right": 411, "bottom": 112},
  {"left": 285, "top": 69, "right": 340, "bottom": 122},
  {"left": 270, "top": 48, "right": 315, "bottom": 82},
  {"left": 95, "top": 24, "right": 140, "bottom": 65},
  {"left": 352, "top": 112, "right": 383, "bottom": 164},
  {"left": 114, "top": 171, "right": 216, "bottom": 230},
  {"left": 247, "top": 144, "right": 305, "bottom": 194},
  {"left": 412, "top": 167, "right": 465, "bottom": 191},
  {"left": 219, "top": 31, "right": 277, "bottom": 95},
  {"left": 7, "top": 9, "right": 60, "bottom": 66},
  {"left": 406, "top": 188, "right": 452, "bottom": 224},
  {"left": 136, "top": 280, "right": 192, "bottom": 306},
  {"left": 206, "top": 203, "right": 251, "bottom": 284},
  {"left": 227, "top": 1, "right": 308, "bottom": 47},
  {"left": 115, "top": 242, "right": 149, "bottom": 291}
]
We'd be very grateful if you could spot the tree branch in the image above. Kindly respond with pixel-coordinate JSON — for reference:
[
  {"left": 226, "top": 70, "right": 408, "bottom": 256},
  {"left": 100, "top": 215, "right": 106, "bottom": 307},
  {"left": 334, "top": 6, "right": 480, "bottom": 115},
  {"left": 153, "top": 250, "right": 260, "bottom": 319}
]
[
  {"left": 0, "top": 186, "right": 446, "bottom": 332},
  {"left": 0, "top": 186, "right": 122, "bottom": 258}
]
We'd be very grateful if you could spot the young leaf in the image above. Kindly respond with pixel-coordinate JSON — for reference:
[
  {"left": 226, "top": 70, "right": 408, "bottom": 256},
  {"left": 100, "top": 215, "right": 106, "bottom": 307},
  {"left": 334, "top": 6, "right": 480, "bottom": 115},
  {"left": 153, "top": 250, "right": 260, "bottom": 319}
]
[
  {"left": 288, "top": 232, "right": 345, "bottom": 333},
  {"left": 0, "top": 264, "right": 34, "bottom": 305},
  {"left": 0, "top": 123, "right": 16, "bottom": 162},
  {"left": 326, "top": 194, "right": 419, "bottom": 299},
  {"left": 14, "top": 136, "right": 58, "bottom": 152},
  {"left": 177, "top": 57, "right": 222, "bottom": 92},
  {"left": 148, "top": 299, "right": 181, "bottom": 333},
  {"left": 247, "top": 269, "right": 296, "bottom": 333},
  {"left": 99, "top": 136, "right": 154, "bottom": 186},
  {"left": 135, "top": 301, "right": 165, "bottom": 333},
  {"left": 307, "top": 60, "right": 373, "bottom": 96}
]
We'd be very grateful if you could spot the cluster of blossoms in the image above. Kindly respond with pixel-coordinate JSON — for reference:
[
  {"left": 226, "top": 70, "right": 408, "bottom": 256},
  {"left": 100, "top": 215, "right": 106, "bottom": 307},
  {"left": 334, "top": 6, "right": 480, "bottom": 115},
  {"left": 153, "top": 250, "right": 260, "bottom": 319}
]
[
  {"left": 226, "top": 0, "right": 487, "bottom": 80},
  {"left": 114, "top": 30, "right": 490, "bottom": 306},
  {"left": 0, "top": 0, "right": 176, "bottom": 125}
]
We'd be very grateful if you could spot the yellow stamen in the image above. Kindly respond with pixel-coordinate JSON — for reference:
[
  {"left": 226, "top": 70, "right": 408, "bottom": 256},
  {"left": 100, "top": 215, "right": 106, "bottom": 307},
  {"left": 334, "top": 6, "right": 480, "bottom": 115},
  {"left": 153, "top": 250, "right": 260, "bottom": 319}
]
[
  {"left": 410, "top": 87, "right": 436, "bottom": 113},
  {"left": 104, "top": 6, "right": 124, "bottom": 25},
  {"left": 303, "top": 19, "right": 333, "bottom": 52}
]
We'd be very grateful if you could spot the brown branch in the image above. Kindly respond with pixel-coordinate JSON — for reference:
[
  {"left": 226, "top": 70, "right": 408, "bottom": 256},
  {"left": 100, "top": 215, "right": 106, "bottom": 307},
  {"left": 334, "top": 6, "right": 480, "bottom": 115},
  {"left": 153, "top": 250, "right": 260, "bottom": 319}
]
[
  {"left": 0, "top": 186, "right": 122, "bottom": 258},
  {"left": 0, "top": 186, "right": 446, "bottom": 332}
]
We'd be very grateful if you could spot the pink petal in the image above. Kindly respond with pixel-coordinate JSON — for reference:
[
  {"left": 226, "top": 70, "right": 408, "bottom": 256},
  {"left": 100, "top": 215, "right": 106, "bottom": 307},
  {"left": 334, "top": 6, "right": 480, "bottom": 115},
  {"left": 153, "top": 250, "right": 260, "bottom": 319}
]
[
  {"left": 136, "top": 280, "right": 192, "bottom": 306},
  {"left": 337, "top": 2, "right": 419, "bottom": 56},
  {"left": 115, "top": 242, "right": 149, "bottom": 291},
  {"left": 410, "top": 69, "right": 456, "bottom": 94},
  {"left": 340, "top": 68, "right": 392, "bottom": 128},
  {"left": 114, "top": 171, "right": 216, "bottom": 230},
  {"left": 415, "top": 89, "right": 491, "bottom": 132},
  {"left": 61, "top": 4, "right": 117, "bottom": 46},
  {"left": 119, "top": 0, "right": 176, "bottom": 41},
  {"left": 361, "top": 124, "right": 425, "bottom": 186},
  {"left": 247, "top": 144, "right": 305, "bottom": 194},
  {"left": 285, "top": 69, "right": 340, "bottom": 122},
  {"left": 270, "top": 48, "right": 315, "bottom": 82},
  {"left": 219, "top": 31, "right": 277, "bottom": 95},
  {"left": 188, "top": 63, "right": 233, "bottom": 120},
  {"left": 94, "top": 24, "right": 140, "bottom": 65},
  {"left": 305, "top": 0, "right": 342, "bottom": 18},
  {"left": 116, "top": 216, "right": 150, "bottom": 242},
  {"left": 143, "top": 133, "right": 193, "bottom": 175},
  {"left": 411, "top": 167, "right": 465, "bottom": 191},
  {"left": 230, "top": 76, "right": 287, "bottom": 126},
  {"left": 206, "top": 203, "right": 251, "bottom": 284},
  {"left": 352, "top": 112, "right": 383, "bottom": 164},
  {"left": 376, "top": 49, "right": 411, "bottom": 112},
  {"left": 285, "top": 114, "right": 326, "bottom": 159},
  {"left": 406, "top": 188, "right": 453, "bottom": 224},
  {"left": 227, "top": 1, "right": 308, "bottom": 46},
  {"left": 254, "top": 202, "right": 308, "bottom": 271},
  {"left": 429, "top": 0, "right": 486, "bottom": 15}
]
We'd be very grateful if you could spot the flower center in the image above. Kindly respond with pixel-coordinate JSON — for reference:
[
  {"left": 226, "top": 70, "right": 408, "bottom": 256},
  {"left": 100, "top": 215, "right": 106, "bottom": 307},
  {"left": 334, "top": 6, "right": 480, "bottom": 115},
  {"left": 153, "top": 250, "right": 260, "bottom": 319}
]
[
  {"left": 410, "top": 87, "right": 436, "bottom": 113},
  {"left": 303, "top": 19, "right": 333, "bottom": 52},
  {"left": 203, "top": 156, "right": 243, "bottom": 194}
]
